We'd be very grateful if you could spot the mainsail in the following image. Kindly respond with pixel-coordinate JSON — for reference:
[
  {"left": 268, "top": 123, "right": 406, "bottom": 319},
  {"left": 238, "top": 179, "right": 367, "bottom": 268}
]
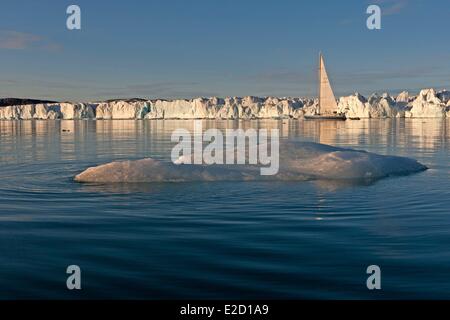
[{"left": 318, "top": 53, "right": 338, "bottom": 114}]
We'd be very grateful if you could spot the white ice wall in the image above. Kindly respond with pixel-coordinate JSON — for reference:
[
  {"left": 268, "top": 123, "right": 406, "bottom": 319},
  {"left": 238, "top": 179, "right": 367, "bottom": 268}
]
[{"left": 1, "top": 88, "right": 448, "bottom": 120}]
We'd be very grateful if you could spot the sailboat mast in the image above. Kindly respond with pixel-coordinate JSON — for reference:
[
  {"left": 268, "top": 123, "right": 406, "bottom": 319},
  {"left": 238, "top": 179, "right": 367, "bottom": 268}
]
[
  {"left": 305, "top": 52, "right": 345, "bottom": 120},
  {"left": 318, "top": 52, "right": 321, "bottom": 114}
]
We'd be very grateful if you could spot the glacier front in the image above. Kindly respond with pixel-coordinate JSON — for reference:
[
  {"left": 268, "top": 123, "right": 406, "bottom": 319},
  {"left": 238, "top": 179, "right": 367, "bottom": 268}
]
[{"left": 1, "top": 88, "right": 449, "bottom": 120}]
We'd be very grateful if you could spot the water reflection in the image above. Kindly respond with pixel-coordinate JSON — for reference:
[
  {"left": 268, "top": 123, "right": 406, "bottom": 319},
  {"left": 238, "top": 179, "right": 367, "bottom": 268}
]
[
  {"left": 75, "top": 178, "right": 382, "bottom": 194},
  {"left": 312, "top": 178, "right": 376, "bottom": 192},
  {"left": 1, "top": 118, "right": 448, "bottom": 169},
  {"left": 75, "top": 181, "right": 177, "bottom": 195},
  {"left": 1, "top": 119, "right": 450, "bottom": 299}
]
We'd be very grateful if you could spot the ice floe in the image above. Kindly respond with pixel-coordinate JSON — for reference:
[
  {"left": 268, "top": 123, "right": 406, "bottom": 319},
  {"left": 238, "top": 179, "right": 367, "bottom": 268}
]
[{"left": 74, "top": 142, "right": 427, "bottom": 183}]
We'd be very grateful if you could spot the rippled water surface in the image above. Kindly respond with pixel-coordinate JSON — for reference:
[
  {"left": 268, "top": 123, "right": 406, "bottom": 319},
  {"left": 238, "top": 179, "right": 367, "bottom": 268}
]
[{"left": 0, "top": 119, "right": 449, "bottom": 299}]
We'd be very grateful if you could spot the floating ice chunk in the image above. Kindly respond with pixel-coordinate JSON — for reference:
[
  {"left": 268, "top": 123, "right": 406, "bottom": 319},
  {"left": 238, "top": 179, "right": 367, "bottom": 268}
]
[
  {"left": 74, "top": 142, "right": 427, "bottom": 183},
  {"left": 280, "top": 142, "right": 426, "bottom": 180}
]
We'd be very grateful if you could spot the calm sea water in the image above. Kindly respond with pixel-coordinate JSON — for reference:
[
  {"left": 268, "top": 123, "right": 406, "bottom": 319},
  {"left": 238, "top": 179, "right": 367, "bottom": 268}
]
[{"left": 0, "top": 119, "right": 449, "bottom": 299}]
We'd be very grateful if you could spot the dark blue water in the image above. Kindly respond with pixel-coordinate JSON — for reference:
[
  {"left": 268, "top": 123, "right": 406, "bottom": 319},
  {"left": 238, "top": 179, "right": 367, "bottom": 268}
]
[{"left": 0, "top": 119, "right": 449, "bottom": 299}]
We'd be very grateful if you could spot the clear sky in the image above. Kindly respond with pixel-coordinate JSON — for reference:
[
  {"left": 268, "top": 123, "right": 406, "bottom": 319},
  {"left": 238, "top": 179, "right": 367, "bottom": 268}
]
[{"left": 0, "top": 0, "right": 449, "bottom": 101}]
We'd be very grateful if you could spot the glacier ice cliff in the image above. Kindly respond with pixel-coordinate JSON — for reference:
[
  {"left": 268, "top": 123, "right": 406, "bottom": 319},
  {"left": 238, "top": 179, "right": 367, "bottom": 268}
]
[
  {"left": 405, "top": 89, "right": 448, "bottom": 118},
  {"left": 74, "top": 141, "right": 427, "bottom": 183},
  {"left": 1, "top": 88, "right": 449, "bottom": 120}
]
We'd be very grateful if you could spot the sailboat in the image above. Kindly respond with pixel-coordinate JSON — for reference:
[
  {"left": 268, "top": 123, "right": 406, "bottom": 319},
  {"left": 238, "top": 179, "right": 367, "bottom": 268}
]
[{"left": 305, "top": 53, "right": 346, "bottom": 120}]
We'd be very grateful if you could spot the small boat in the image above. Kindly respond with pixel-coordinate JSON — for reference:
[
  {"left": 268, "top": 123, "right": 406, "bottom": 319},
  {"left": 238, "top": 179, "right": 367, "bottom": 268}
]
[
  {"left": 305, "top": 53, "right": 346, "bottom": 121},
  {"left": 305, "top": 114, "right": 346, "bottom": 120},
  {"left": 348, "top": 117, "right": 361, "bottom": 120}
]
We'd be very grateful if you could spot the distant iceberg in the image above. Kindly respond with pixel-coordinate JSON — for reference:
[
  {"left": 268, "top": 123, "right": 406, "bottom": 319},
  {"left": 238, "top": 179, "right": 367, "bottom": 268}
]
[
  {"left": 74, "top": 142, "right": 427, "bottom": 183},
  {"left": 1, "top": 88, "right": 448, "bottom": 120}
]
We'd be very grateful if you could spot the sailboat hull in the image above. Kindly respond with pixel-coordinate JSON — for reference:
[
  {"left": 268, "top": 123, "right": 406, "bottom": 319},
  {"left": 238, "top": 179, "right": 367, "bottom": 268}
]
[{"left": 304, "top": 114, "right": 346, "bottom": 120}]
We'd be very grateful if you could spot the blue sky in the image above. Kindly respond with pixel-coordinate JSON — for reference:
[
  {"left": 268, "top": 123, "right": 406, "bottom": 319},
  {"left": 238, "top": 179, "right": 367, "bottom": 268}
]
[{"left": 0, "top": 0, "right": 449, "bottom": 101}]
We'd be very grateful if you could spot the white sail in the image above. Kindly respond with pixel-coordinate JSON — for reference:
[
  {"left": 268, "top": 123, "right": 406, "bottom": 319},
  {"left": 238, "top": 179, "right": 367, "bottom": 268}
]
[{"left": 318, "top": 54, "right": 338, "bottom": 114}]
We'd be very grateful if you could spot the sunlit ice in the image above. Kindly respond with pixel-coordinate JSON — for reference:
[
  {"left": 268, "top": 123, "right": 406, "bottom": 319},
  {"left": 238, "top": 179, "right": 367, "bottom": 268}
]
[{"left": 171, "top": 120, "right": 280, "bottom": 176}]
